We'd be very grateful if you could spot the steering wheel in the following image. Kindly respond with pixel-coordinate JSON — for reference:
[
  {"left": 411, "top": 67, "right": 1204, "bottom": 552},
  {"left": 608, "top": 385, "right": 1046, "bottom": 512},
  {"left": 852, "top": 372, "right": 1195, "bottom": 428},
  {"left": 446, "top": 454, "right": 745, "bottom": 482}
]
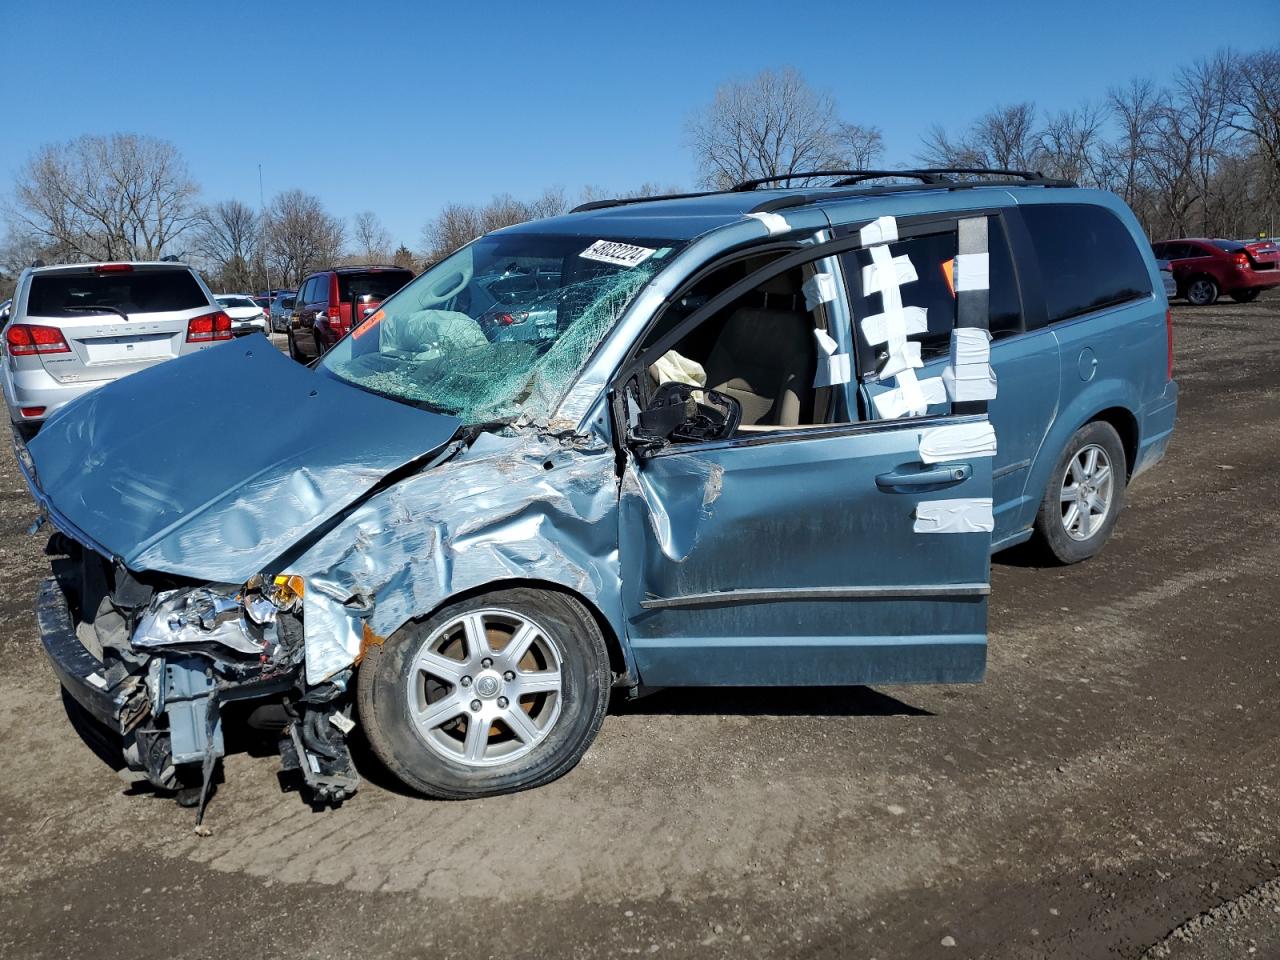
[{"left": 417, "top": 256, "right": 474, "bottom": 308}]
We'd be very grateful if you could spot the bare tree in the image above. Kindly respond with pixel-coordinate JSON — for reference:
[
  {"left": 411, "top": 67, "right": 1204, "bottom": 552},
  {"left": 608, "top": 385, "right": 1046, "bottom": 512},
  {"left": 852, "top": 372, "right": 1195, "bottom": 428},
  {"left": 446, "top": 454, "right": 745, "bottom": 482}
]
[
  {"left": 419, "top": 187, "right": 574, "bottom": 263},
  {"left": 7, "top": 133, "right": 198, "bottom": 262},
  {"left": 1034, "top": 102, "right": 1109, "bottom": 186},
  {"left": 1226, "top": 47, "right": 1280, "bottom": 231},
  {"left": 920, "top": 103, "right": 1040, "bottom": 171},
  {"left": 686, "top": 67, "right": 879, "bottom": 187},
  {"left": 264, "top": 190, "right": 345, "bottom": 286},
  {"left": 835, "top": 123, "right": 885, "bottom": 171},
  {"left": 192, "top": 199, "right": 259, "bottom": 291},
  {"left": 352, "top": 210, "right": 393, "bottom": 262},
  {"left": 1107, "top": 78, "right": 1163, "bottom": 213}
]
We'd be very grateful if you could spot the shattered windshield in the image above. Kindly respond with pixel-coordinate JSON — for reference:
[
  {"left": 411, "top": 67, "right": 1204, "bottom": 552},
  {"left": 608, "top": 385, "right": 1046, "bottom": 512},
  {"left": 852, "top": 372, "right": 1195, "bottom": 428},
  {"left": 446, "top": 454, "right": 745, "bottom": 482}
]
[{"left": 317, "top": 232, "right": 681, "bottom": 423}]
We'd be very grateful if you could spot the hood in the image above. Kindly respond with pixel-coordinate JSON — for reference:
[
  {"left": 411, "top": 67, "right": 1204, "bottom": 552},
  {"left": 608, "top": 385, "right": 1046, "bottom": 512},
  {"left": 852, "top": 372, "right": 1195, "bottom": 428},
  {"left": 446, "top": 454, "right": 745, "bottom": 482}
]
[{"left": 25, "top": 335, "right": 461, "bottom": 582}]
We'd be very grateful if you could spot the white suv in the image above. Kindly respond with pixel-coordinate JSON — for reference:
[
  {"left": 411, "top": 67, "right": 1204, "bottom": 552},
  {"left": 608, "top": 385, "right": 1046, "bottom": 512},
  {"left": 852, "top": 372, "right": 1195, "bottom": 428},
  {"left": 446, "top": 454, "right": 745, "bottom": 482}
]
[{"left": 3, "top": 261, "right": 229, "bottom": 436}]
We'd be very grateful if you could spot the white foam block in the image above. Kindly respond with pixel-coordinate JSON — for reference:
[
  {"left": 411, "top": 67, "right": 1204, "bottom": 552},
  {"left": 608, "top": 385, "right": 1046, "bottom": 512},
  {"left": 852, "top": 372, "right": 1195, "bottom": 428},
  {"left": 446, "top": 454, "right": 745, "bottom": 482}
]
[
  {"left": 949, "top": 327, "right": 991, "bottom": 366},
  {"left": 914, "top": 498, "right": 995, "bottom": 534},
  {"left": 942, "top": 364, "right": 998, "bottom": 401},
  {"left": 918, "top": 421, "right": 998, "bottom": 463}
]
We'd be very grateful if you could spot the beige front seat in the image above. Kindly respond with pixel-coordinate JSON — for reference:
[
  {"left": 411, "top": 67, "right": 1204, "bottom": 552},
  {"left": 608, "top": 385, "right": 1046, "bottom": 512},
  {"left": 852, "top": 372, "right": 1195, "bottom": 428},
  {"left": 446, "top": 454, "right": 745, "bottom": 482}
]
[{"left": 703, "top": 273, "right": 815, "bottom": 427}]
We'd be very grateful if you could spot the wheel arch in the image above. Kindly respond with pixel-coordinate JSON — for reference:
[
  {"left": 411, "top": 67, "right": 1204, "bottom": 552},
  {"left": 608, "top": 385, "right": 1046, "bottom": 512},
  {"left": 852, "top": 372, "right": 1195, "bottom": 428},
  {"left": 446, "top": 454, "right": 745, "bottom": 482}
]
[
  {"left": 365, "top": 577, "right": 635, "bottom": 687},
  {"left": 1088, "top": 405, "right": 1139, "bottom": 479}
]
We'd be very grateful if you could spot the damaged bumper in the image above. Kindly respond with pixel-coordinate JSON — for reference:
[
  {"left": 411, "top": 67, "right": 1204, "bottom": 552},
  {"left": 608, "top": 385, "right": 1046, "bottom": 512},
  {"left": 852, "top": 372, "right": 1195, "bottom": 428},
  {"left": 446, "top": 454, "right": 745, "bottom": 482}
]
[{"left": 36, "top": 577, "right": 139, "bottom": 734}]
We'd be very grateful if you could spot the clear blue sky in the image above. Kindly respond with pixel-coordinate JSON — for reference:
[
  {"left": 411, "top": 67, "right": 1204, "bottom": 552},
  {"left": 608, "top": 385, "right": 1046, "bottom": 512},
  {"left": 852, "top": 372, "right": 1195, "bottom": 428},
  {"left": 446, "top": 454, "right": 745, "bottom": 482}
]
[{"left": 5, "top": 0, "right": 1273, "bottom": 248}]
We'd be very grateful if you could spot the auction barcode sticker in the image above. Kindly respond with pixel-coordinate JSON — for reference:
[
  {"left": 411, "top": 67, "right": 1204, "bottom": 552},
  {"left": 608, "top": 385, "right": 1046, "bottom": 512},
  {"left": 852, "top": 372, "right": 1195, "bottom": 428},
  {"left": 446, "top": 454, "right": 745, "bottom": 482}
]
[{"left": 579, "top": 239, "right": 656, "bottom": 268}]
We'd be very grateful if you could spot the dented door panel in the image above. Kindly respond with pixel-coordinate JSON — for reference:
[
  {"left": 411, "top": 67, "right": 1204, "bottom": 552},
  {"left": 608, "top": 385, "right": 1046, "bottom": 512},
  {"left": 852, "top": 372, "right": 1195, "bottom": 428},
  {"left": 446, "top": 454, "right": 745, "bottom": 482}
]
[{"left": 619, "top": 420, "right": 992, "bottom": 687}]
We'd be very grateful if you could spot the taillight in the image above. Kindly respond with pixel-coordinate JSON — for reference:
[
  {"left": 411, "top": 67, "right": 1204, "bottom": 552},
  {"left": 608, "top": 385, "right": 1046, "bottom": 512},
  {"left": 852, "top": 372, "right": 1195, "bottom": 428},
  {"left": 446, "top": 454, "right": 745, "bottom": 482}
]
[
  {"left": 5, "top": 323, "right": 71, "bottom": 356},
  {"left": 495, "top": 311, "right": 529, "bottom": 326},
  {"left": 1165, "top": 307, "right": 1174, "bottom": 381},
  {"left": 1234, "top": 252, "right": 1249, "bottom": 268},
  {"left": 185, "top": 311, "right": 233, "bottom": 343}
]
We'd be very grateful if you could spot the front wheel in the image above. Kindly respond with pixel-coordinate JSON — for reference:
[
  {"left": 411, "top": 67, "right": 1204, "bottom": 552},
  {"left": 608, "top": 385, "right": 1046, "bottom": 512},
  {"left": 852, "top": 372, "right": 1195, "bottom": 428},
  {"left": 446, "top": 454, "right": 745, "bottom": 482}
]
[
  {"left": 357, "top": 588, "right": 611, "bottom": 799},
  {"left": 287, "top": 329, "right": 306, "bottom": 363},
  {"left": 1184, "top": 277, "right": 1219, "bottom": 306},
  {"left": 1230, "top": 289, "right": 1261, "bottom": 303},
  {"left": 1032, "top": 421, "right": 1127, "bottom": 565}
]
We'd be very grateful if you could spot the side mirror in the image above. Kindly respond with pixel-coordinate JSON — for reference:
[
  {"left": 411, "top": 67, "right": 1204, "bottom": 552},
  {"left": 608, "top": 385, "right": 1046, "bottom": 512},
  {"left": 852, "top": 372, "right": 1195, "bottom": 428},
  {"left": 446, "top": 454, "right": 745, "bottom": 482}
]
[{"left": 629, "top": 382, "right": 741, "bottom": 450}]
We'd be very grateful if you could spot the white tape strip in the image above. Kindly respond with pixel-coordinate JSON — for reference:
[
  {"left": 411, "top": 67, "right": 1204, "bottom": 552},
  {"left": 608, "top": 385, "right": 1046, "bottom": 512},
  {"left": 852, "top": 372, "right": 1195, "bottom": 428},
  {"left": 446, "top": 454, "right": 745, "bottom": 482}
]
[
  {"left": 942, "top": 364, "right": 998, "bottom": 401},
  {"left": 861, "top": 253, "right": 918, "bottom": 296},
  {"left": 955, "top": 252, "right": 990, "bottom": 292},
  {"left": 746, "top": 211, "right": 789, "bottom": 235},
  {"left": 949, "top": 327, "right": 991, "bottom": 365},
  {"left": 802, "top": 272, "right": 838, "bottom": 312},
  {"left": 914, "top": 498, "right": 994, "bottom": 534},
  {"left": 814, "top": 352, "right": 851, "bottom": 387},
  {"left": 861, "top": 305, "right": 928, "bottom": 345},
  {"left": 859, "top": 215, "right": 898, "bottom": 246},
  {"left": 871, "top": 376, "right": 947, "bottom": 420},
  {"left": 918, "top": 421, "right": 997, "bottom": 463},
  {"left": 877, "top": 340, "right": 922, "bottom": 381},
  {"left": 813, "top": 328, "right": 838, "bottom": 355}
]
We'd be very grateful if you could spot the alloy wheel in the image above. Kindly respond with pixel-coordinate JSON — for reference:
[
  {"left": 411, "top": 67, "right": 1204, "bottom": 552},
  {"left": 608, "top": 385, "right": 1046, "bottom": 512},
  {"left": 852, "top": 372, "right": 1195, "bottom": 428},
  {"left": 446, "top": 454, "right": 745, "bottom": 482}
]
[
  {"left": 405, "top": 608, "right": 563, "bottom": 767},
  {"left": 1059, "top": 443, "right": 1114, "bottom": 541}
]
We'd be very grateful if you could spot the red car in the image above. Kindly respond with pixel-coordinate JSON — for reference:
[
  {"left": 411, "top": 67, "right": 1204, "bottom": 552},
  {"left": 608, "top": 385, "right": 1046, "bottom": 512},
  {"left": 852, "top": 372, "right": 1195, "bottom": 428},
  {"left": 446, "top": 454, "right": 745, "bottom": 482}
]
[
  {"left": 1151, "top": 238, "right": 1280, "bottom": 305},
  {"left": 288, "top": 266, "right": 415, "bottom": 361}
]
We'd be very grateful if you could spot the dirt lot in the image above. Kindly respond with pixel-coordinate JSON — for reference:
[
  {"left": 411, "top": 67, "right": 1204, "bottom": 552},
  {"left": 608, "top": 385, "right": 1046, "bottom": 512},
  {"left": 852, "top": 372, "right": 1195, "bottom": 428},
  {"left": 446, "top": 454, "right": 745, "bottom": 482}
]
[{"left": 1, "top": 295, "right": 1278, "bottom": 960}]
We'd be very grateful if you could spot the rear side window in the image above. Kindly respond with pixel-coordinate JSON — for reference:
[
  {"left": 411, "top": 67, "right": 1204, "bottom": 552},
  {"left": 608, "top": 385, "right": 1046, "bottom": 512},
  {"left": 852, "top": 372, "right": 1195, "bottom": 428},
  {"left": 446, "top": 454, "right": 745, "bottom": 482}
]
[
  {"left": 27, "top": 270, "right": 208, "bottom": 317},
  {"left": 1020, "top": 204, "right": 1152, "bottom": 323},
  {"left": 338, "top": 271, "right": 413, "bottom": 302}
]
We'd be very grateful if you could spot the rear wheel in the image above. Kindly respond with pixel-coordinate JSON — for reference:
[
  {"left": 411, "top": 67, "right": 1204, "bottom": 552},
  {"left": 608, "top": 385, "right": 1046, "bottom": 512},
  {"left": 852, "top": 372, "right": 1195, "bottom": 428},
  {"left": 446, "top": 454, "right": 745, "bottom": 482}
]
[
  {"left": 357, "top": 588, "right": 610, "bottom": 799},
  {"left": 1184, "top": 276, "right": 1219, "bottom": 305},
  {"left": 1230, "top": 289, "right": 1261, "bottom": 303},
  {"left": 1032, "top": 421, "right": 1127, "bottom": 565}
]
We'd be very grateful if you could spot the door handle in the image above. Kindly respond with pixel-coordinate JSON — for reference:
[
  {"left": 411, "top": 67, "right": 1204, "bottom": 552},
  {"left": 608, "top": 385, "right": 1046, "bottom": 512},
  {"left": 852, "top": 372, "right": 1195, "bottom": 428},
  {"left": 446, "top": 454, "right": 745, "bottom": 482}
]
[{"left": 875, "top": 463, "right": 972, "bottom": 491}]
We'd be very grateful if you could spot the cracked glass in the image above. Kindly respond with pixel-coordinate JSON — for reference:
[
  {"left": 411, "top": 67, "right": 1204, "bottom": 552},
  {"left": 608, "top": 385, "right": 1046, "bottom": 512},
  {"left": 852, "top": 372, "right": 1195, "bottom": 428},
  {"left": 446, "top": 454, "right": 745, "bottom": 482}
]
[{"left": 317, "top": 232, "right": 682, "bottom": 424}]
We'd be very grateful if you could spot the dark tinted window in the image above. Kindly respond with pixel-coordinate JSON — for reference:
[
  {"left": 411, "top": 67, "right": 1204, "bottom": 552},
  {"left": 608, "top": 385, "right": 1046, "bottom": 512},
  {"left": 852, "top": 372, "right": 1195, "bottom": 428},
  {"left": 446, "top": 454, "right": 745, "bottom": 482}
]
[
  {"left": 28, "top": 269, "right": 208, "bottom": 317},
  {"left": 338, "top": 270, "right": 413, "bottom": 302},
  {"left": 988, "top": 217, "right": 1022, "bottom": 339},
  {"left": 1020, "top": 204, "right": 1152, "bottom": 323},
  {"left": 1209, "top": 240, "right": 1244, "bottom": 252}
]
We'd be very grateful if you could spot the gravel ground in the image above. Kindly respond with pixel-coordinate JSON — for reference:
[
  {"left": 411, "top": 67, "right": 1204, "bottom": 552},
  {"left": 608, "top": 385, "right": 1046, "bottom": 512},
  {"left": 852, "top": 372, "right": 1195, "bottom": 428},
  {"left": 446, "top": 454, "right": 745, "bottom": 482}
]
[{"left": 0, "top": 296, "right": 1278, "bottom": 959}]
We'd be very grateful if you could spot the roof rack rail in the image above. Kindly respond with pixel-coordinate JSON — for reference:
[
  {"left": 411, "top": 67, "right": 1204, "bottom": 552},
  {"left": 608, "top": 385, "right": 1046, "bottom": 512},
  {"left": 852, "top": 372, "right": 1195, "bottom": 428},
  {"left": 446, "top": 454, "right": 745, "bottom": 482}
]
[
  {"left": 568, "top": 168, "right": 1076, "bottom": 216},
  {"left": 732, "top": 168, "right": 1073, "bottom": 190}
]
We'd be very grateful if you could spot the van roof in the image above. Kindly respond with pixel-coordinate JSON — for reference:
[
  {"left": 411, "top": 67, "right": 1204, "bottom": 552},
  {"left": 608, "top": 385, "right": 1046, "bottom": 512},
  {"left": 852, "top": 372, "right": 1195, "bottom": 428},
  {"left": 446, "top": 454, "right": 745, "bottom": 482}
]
[{"left": 499, "top": 169, "right": 1081, "bottom": 244}]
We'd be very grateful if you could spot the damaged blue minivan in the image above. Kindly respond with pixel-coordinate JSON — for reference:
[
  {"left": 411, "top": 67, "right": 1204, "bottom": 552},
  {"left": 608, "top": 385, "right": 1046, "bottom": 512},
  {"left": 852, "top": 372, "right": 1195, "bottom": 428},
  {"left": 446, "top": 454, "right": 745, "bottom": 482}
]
[{"left": 20, "top": 170, "right": 1177, "bottom": 808}]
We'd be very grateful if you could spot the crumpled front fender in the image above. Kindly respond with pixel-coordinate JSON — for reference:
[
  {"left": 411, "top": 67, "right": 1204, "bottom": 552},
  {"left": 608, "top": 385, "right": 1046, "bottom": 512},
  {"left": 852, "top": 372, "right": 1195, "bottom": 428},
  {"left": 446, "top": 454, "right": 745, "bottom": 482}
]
[{"left": 288, "top": 431, "right": 625, "bottom": 685}]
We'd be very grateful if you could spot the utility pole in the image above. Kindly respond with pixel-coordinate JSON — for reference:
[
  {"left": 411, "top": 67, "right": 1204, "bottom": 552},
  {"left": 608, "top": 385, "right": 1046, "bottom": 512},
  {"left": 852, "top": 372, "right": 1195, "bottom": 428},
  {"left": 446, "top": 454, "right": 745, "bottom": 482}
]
[{"left": 258, "top": 164, "right": 274, "bottom": 299}]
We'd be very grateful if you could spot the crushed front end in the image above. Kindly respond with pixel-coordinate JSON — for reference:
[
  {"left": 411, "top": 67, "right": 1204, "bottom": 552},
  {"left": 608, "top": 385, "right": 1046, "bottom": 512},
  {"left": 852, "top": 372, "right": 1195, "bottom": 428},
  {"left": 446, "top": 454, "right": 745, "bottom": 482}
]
[{"left": 39, "top": 532, "right": 359, "bottom": 817}]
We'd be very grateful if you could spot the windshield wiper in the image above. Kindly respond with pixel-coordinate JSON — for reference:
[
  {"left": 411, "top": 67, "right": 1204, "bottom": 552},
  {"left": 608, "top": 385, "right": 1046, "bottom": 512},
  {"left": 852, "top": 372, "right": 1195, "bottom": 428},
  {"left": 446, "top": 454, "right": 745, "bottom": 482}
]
[{"left": 63, "top": 305, "right": 130, "bottom": 322}]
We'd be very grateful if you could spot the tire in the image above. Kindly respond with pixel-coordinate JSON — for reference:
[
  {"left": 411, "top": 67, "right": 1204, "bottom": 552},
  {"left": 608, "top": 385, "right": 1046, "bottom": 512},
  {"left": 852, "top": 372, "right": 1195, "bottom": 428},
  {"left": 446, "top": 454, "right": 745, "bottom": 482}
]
[
  {"left": 1230, "top": 290, "right": 1261, "bottom": 303},
  {"left": 287, "top": 329, "right": 306, "bottom": 363},
  {"left": 1031, "top": 420, "right": 1127, "bottom": 565},
  {"left": 1184, "top": 276, "right": 1219, "bottom": 306},
  {"left": 313, "top": 332, "right": 326, "bottom": 358},
  {"left": 357, "top": 587, "right": 610, "bottom": 799}
]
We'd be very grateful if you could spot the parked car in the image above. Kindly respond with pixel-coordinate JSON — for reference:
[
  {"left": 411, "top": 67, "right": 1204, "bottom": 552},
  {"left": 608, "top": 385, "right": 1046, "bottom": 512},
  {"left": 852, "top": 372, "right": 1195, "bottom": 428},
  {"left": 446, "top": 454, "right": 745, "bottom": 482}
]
[
  {"left": 3, "top": 261, "right": 229, "bottom": 437},
  {"left": 270, "top": 293, "right": 296, "bottom": 333},
  {"left": 215, "top": 293, "right": 270, "bottom": 337},
  {"left": 1151, "top": 237, "right": 1280, "bottom": 305},
  {"left": 0, "top": 299, "right": 11, "bottom": 324},
  {"left": 21, "top": 170, "right": 1176, "bottom": 809},
  {"left": 252, "top": 295, "right": 273, "bottom": 317},
  {"left": 288, "top": 266, "right": 414, "bottom": 361}
]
